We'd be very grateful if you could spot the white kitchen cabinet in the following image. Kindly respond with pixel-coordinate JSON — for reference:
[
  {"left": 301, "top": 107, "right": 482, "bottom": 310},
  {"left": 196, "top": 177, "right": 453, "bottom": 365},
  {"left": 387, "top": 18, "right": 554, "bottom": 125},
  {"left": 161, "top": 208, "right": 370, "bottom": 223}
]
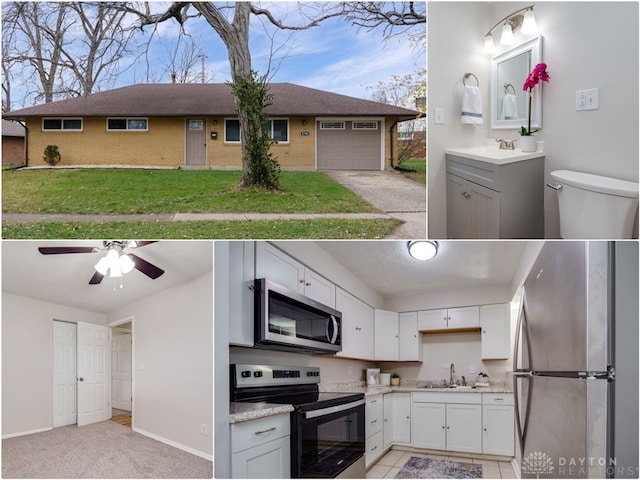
[
  {"left": 365, "top": 394, "right": 384, "bottom": 467},
  {"left": 383, "top": 394, "right": 393, "bottom": 450},
  {"left": 411, "top": 401, "right": 446, "bottom": 450},
  {"left": 418, "top": 306, "right": 479, "bottom": 331},
  {"left": 231, "top": 414, "right": 291, "bottom": 478},
  {"left": 446, "top": 403, "right": 482, "bottom": 454},
  {"left": 398, "top": 312, "right": 421, "bottom": 361},
  {"left": 384, "top": 393, "right": 411, "bottom": 449},
  {"left": 481, "top": 303, "right": 511, "bottom": 360},
  {"left": 335, "top": 288, "right": 374, "bottom": 360},
  {"left": 482, "top": 394, "right": 515, "bottom": 456},
  {"left": 255, "top": 242, "right": 335, "bottom": 307},
  {"left": 446, "top": 153, "right": 544, "bottom": 239},
  {"left": 374, "top": 309, "right": 399, "bottom": 360},
  {"left": 228, "top": 241, "right": 255, "bottom": 347}
]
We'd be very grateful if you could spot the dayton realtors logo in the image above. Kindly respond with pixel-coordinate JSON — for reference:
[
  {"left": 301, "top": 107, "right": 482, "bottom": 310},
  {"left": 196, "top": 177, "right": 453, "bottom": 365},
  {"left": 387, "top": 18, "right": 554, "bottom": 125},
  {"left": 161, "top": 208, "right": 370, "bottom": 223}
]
[{"left": 522, "top": 451, "right": 555, "bottom": 476}]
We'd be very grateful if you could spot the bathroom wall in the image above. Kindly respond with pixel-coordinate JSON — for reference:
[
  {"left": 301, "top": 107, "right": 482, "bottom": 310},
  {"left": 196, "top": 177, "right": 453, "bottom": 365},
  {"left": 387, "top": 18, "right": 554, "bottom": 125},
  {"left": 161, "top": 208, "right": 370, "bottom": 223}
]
[{"left": 428, "top": 2, "right": 639, "bottom": 238}]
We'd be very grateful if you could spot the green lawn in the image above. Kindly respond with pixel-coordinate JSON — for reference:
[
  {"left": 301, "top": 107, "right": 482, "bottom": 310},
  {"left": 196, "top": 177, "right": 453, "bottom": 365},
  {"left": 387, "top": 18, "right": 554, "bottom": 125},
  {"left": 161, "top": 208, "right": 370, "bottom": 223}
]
[
  {"left": 2, "top": 218, "right": 398, "bottom": 239},
  {"left": 2, "top": 169, "right": 378, "bottom": 214},
  {"left": 397, "top": 158, "right": 426, "bottom": 184}
]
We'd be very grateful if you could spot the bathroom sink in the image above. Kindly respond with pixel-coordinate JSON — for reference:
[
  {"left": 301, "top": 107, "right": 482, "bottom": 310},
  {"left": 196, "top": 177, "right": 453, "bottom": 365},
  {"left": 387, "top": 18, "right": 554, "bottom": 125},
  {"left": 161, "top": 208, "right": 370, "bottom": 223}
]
[{"left": 446, "top": 143, "right": 544, "bottom": 165}]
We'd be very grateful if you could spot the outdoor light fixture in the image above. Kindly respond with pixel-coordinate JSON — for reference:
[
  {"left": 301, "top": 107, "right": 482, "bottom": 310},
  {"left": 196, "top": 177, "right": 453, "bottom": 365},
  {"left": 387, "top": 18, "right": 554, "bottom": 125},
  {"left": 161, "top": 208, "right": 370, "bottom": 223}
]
[
  {"left": 483, "top": 5, "right": 538, "bottom": 53},
  {"left": 94, "top": 245, "right": 135, "bottom": 278},
  {"left": 407, "top": 241, "right": 438, "bottom": 261}
]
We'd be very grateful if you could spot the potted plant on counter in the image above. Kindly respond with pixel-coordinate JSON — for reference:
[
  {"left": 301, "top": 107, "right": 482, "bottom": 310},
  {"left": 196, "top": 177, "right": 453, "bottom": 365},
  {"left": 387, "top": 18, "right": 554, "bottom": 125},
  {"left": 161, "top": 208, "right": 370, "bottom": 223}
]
[
  {"left": 520, "top": 63, "right": 550, "bottom": 152},
  {"left": 476, "top": 372, "right": 490, "bottom": 386},
  {"left": 390, "top": 372, "right": 400, "bottom": 386}
]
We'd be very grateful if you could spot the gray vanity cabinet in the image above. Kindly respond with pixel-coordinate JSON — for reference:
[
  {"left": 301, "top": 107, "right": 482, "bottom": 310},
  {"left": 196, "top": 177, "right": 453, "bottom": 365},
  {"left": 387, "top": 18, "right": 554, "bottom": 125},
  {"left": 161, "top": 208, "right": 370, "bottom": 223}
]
[{"left": 446, "top": 154, "right": 544, "bottom": 238}]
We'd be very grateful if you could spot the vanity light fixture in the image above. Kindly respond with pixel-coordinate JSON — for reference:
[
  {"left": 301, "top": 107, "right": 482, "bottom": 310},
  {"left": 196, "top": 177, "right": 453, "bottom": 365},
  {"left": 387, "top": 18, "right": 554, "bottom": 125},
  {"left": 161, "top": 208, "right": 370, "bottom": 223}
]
[
  {"left": 407, "top": 241, "right": 438, "bottom": 261},
  {"left": 483, "top": 5, "right": 538, "bottom": 53}
]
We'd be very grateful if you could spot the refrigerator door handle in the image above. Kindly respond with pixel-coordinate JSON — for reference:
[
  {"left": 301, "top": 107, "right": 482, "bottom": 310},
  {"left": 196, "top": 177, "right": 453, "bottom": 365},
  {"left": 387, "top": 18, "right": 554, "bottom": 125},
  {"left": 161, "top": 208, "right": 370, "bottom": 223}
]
[{"left": 513, "top": 292, "right": 533, "bottom": 456}]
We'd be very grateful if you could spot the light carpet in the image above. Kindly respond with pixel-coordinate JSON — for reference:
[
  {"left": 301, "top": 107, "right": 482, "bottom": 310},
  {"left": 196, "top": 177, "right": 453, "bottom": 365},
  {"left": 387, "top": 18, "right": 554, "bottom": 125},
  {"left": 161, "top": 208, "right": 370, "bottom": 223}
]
[
  {"left": 2, "top": 421, "right": 212, "bottom": 478},
  {"left": 396, "top": 456, "right": 482, "bottom": 479}
]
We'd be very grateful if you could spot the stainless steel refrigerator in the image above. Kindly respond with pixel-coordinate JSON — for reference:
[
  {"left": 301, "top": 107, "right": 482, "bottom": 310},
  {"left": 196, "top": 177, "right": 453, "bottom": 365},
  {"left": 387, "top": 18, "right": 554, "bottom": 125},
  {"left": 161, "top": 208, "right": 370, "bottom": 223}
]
[{"left": 514, "top": 241, "right": 615, "bottom": 478}]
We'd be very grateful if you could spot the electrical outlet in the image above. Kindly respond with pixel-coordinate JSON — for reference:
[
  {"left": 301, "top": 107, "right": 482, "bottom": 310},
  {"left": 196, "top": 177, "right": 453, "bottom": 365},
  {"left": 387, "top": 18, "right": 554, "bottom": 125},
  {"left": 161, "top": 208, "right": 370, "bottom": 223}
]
[
  {"left": 201, "top": 424, "right": 207, "bottom": 435},
  {"left": 576, "top": 88, "right": 599, "bottom": 111}
]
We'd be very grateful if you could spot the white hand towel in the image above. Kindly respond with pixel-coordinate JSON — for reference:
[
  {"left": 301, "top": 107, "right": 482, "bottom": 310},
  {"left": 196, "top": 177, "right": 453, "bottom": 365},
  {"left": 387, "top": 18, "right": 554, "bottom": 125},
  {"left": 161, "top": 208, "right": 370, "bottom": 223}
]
[
  {"left": 461, "top": 85, "right": 483, "bottom": 125},
  {"left": 502, "top": 93, "right": 518, "bottom": 120}
]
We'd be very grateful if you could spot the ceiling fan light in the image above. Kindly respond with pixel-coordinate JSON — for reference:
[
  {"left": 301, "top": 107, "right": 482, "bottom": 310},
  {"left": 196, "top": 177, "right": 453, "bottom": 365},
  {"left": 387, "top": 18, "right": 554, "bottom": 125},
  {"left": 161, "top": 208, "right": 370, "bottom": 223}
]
[
  {"left": 408, "top": 241, "right": 438, "bottom": 261},
  {"left": 119, "top": 254, "right": 135, "bottom": 274},
  {"left": 94, "top": 256, "right": 110, "bottom": 275}
]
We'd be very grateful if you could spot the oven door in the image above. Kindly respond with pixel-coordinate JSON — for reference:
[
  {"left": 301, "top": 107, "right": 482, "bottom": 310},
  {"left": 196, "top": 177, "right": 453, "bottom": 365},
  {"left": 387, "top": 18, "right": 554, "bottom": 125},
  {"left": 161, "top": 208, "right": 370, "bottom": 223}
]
[{"left": 292, "top": 399, "right": 365, "bottom": 478}]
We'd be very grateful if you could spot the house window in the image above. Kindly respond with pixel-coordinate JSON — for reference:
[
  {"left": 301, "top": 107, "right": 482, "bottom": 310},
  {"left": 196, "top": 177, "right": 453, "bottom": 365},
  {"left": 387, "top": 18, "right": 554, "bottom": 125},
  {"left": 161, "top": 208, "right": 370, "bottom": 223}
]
[
  {"left": 267, "top": 119, "right": 288, "bottom": 143},
  {"left": 398, "top": 131, "right": 414, "bottom": 141},
  {"left": 320, "top": 121, "right": 345, "bottom": 130},
  {"left": 42, "top": 118, "right": 82, "bottom": 131},
  {"left": 225, "top": 119, "right": 241, "bottom": 143},
  {"left": 352, "top": 121, "right": 378, "bottom": 130},
  {"left": 107, "top": 118, "right": 148, "bottom": 131}
]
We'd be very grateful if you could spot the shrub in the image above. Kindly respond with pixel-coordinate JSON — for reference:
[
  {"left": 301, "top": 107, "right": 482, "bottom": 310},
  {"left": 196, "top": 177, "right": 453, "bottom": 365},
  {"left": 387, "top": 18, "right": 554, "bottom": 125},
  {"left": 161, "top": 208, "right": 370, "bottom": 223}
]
[{"left": 43, "top": 145, "right": 61, "bottom": 166}]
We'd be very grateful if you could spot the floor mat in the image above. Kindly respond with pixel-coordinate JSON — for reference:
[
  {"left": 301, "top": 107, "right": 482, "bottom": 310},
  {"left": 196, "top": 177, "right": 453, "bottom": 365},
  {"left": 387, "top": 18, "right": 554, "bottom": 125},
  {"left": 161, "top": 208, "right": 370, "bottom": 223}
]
[{"left": 395, "top": 456, "right": 482, "bottom": 479}]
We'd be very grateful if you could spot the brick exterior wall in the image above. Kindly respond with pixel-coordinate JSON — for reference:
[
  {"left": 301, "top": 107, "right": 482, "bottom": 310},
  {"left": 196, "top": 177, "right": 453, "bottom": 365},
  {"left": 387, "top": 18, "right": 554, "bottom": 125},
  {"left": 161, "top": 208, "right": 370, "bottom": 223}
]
[
  {"left": 25, "top": 115, "right": 402, "bottom": 169},
  {"left": 2, "top": 136, "right": 25, "bottom": 165}
]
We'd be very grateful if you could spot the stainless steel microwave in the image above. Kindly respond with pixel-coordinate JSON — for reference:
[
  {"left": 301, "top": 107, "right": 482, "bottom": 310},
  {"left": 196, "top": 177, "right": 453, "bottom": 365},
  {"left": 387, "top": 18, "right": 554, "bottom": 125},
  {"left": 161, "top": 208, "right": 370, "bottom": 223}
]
[{"left": 254, "top": 278, "right": 342, "bottom": 354}]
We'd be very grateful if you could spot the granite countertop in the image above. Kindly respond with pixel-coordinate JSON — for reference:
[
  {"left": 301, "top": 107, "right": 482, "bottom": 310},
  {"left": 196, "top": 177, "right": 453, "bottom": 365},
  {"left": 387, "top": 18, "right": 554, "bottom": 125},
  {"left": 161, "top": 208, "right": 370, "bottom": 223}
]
[
  {"left": 320, "top": 382, "right": 513, "bottom": 397},
  {"left": 229, "top": 402, "right": 294, "bottom": 424}
]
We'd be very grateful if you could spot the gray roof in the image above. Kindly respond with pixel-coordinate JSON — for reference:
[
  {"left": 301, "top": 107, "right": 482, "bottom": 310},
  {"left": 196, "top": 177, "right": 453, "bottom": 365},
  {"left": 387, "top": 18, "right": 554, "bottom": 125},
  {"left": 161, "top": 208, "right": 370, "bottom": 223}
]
[
  {"left": 2, "top": 119, "right": 26, "bottom": 137},
  {"left": 4, "top": 83, "right": 421, "bottom": 120}
]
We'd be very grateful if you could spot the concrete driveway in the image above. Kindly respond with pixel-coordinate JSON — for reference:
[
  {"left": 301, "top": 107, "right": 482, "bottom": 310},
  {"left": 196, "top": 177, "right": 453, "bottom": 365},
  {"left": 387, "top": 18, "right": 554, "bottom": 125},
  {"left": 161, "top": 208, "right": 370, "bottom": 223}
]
[{"left": 324, "top": 170, "right": 427, "bottom": 239}]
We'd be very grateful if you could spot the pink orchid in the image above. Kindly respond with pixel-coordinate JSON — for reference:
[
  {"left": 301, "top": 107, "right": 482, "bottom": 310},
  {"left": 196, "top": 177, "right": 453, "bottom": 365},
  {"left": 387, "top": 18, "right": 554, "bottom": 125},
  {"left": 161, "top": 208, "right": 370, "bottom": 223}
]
[{"left": 522, "top": 63, "right": 550, "bottom": 136}]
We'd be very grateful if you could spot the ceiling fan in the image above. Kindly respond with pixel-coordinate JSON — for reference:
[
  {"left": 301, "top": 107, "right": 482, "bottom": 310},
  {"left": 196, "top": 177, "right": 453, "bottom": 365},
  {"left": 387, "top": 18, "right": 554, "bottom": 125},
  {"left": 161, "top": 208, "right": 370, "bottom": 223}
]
[{"left": 38, "top": 241, "right": 165, "bottom": 285}]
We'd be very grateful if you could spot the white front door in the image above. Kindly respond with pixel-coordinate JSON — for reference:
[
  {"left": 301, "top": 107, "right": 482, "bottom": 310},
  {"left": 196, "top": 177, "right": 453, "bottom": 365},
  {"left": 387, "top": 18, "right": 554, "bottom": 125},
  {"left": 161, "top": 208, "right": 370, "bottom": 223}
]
[
  {"left": 53, "top": 321, "right": 77, "bottom": 427},
  {"left": 111, "top": 333, "right": 132, "bottom": 411},
  {"left": 77, "top": 322, "right": 111, "bottom": 426}
]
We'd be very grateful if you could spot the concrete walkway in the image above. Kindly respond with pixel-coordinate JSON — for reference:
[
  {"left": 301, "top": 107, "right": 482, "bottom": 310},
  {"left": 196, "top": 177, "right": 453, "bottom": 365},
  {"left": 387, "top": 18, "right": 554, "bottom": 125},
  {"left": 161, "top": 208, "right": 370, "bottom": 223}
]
[{"left": 324, "top": 170, "right": 427, "bottom": 239}]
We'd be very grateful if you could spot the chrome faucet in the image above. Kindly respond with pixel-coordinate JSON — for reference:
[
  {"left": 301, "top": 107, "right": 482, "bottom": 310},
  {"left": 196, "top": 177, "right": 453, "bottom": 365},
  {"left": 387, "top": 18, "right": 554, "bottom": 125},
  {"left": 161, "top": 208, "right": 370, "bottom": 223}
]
[
  {"left": 496, "top": 138, "right": 515, "bottom": 150},
  {"left": 462, "top": 375, "right": 466, "bottom": 386},
  {"left": 449, "top": 363, "right": 455, "bottom": 386}
]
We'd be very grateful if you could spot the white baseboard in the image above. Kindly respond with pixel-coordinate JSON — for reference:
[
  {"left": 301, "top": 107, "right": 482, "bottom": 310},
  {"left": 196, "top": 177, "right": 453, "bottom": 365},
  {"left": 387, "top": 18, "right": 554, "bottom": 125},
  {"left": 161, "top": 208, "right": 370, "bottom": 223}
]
[
  {"left": 511, "top": 457, "right": 521, "bottom": 478},
  {"left": 2, "top": 426, "right": 52, "bottom": 439},
  {"left": 132, "top": 427, "right": 213, "bottom": 461}
]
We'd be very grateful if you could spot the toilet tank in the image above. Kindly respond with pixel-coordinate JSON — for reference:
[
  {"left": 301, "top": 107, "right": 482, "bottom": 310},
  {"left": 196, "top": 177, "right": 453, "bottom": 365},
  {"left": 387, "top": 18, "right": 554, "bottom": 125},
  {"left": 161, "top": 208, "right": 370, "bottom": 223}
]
[{"left": 550, "top": 170, "right": 639, "bottom": 239}]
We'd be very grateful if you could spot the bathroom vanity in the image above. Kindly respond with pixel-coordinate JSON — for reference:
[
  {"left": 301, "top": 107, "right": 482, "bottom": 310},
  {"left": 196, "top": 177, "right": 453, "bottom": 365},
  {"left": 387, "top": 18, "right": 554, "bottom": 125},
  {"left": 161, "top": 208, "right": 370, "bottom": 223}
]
[{"left": 446, "top": 146, "right": 545, "bottom": 238}]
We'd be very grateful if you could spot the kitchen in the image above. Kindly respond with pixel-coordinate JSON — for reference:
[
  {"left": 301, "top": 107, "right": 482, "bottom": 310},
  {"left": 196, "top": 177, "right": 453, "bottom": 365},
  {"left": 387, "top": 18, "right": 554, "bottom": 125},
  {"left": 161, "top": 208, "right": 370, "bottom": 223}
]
[{"left": 214, "top": 240, "right": 638, "bottom": 479}]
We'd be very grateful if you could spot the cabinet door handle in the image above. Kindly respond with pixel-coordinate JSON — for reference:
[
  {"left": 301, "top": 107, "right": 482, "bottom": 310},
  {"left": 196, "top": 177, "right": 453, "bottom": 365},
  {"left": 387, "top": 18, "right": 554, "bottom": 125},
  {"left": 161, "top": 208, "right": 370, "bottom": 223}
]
[
  {"left": 371, "top": 419, "right": 377, "bottom": 424},
  {"left": 494, "top": 398, "right": 504, "bottom": 401},
  {"left": 371, "top": 445, "right": 378, "bottom": 452},
  {"left": 356, "top": 327, "right": 362, "bottom": 331},
  {"left": 254, "top": 427, "right": 276, "bottom": 435},
  {"left": 305, "top": 282, "right": 311, "bottom": 286},
  {"left": 461, "top": 191, "right": 471, "bottom": 199}
]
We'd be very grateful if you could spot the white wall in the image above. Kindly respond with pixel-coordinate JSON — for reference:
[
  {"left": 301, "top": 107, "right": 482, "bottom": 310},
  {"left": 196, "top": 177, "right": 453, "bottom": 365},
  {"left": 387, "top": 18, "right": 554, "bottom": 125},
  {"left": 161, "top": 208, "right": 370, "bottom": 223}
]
[
  {"left": 428, "top": 2, "right": 639, "bottom": 238},
  {"left": 427, "top": 2, "right": 491, "bottom": 238},
  {"left": 1, "top": 293, "right": 106, "bottom": 437},
  {"left": 107, "top": 272, "right": 213, "bottom": 460}
]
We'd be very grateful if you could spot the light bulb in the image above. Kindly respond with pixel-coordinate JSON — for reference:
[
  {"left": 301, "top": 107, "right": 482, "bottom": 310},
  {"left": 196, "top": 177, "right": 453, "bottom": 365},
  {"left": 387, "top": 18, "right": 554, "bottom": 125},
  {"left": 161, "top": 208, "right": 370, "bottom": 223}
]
[
  {"left": 95, "top": 256, "right": 109, "bottom": 275},
  {"left": 483, "top": 35, "right": 495, "bottom": 54},
  {"left": 500, "top": 23, "right": 515, "bottom": 45},
  {"left": 408, "top": 241, "right": 438, "bottom": 261},
  {"left": 120, "top": 254, "right": 135, "bottom": 274},
  {"left": 521, "top": 9, "right": 538, "bottom": 35}
]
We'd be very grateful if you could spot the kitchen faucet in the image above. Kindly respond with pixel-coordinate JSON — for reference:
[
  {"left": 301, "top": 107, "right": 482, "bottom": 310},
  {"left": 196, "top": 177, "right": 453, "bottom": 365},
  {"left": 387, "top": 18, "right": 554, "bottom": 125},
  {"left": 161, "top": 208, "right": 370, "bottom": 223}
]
[{"left": 449, "top": 363, "right": 455, "bottom": 386}]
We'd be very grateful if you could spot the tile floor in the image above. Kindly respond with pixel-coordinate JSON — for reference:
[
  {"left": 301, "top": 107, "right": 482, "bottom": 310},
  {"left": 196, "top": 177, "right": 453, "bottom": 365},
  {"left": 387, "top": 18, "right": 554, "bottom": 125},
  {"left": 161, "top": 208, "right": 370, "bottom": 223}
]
[{"left": 366, "top": 449, "right": 517, "bottom": 479}]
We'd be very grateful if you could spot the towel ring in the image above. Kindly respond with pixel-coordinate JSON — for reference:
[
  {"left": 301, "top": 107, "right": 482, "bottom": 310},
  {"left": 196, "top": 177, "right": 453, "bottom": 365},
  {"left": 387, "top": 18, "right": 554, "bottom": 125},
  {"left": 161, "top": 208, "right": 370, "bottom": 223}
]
[
  {"left": 463, "top": 73, "right": 479, "bottom": 87},
  {"left": 504, "top": 83, "right": 516, "bottom": 95}
]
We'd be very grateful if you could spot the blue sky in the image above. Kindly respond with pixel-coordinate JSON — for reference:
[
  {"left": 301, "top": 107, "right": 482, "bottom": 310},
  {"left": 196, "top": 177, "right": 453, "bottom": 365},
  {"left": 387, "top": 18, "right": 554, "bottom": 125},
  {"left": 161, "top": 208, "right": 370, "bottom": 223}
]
[{"left": 125, "top": 2, "right": 425, "bottom": 100}]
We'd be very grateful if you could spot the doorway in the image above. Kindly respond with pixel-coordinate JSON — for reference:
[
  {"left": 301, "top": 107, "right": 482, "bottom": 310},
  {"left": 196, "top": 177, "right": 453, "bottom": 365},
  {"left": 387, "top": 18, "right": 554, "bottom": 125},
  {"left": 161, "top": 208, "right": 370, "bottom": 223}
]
[
  {"left": 52, "top": 320, "right": 111, "bottom": 428},
  {"left": 186, "top": 118, "right": 207, "bottom": 165},
  {"left": 109, "top": 316, "right": 133, "bottom": 429}
]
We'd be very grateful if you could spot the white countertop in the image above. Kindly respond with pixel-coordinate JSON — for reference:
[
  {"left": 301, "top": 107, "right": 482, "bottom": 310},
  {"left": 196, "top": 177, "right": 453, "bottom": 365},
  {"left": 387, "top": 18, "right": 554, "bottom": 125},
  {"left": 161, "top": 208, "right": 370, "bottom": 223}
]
[{"left": 446, "top": 143, "right": 544, "bottom": 165}]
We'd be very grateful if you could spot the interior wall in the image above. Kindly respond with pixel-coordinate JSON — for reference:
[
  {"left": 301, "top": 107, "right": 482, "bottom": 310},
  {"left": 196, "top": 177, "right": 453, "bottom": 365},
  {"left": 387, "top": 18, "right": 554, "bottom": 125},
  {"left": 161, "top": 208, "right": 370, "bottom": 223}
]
[
  {"left": 428, "top": 2, "right": 639, "bottom": 238},
  {"left": 1, "top": 293, "right": 106, "bottom": 437},
  {"left": 427, "top": 2, "right": 492, "bottom": 238},
  {"left": 107, "top": 272, "right": 213, "bottom": 460}
]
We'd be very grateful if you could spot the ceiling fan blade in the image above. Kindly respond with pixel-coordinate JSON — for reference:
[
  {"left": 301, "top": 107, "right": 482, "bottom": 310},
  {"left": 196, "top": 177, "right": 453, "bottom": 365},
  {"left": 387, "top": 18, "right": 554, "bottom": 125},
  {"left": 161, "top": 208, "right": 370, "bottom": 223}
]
[
  {"left": 38, "top": 246, "right": 97, "bottom": 255},
  {"left": 129, "top": 254, "right": 165, "bottom": 279},
  {"left": 130, "top": 241, "right": 157, "bottom": 248},
  {"left": 89, "top": 271, "right": 104, "bottom": 285}
]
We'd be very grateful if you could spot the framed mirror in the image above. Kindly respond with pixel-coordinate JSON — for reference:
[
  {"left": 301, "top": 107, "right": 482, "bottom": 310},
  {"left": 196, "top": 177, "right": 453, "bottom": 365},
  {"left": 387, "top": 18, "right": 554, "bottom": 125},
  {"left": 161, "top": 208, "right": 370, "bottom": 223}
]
[{"left": 490, "top": 36, "right": 543, "bottom": 129}]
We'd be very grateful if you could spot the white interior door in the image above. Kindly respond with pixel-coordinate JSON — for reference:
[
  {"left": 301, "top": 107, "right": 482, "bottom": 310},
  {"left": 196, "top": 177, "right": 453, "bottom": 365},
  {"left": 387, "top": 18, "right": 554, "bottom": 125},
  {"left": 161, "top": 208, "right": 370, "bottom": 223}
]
[
  {"left": 53, "top": 321, "right": 77, "bottom": 427},
  {"left": 77, "top": 322, "right": 111, "bottom": 426},
  {"left": 111, "top": 333, "right": 132, "bottom": 411}
]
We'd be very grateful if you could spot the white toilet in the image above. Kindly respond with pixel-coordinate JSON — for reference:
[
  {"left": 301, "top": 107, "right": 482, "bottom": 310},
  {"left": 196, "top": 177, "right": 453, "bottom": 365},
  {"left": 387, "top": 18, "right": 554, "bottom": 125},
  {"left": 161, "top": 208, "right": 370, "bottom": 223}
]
[{"left": 550, "top": 169, "right": 639, "bottom": 239}]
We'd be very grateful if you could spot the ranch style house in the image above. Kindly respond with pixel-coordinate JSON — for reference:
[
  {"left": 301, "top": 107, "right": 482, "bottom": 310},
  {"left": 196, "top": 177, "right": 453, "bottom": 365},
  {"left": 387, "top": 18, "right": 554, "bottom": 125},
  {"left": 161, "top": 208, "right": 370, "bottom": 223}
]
[{"left": 4, "top": 83, "right": 422, "bottom": 171}]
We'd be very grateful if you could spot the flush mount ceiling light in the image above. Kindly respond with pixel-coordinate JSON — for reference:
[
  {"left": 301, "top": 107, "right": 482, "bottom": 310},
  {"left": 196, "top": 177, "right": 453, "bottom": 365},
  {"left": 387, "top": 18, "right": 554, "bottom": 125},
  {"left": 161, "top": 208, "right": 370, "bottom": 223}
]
[
  {"left": 407, "top": 241, "right": 438, "bottom": 261},
  {"left": 483, "top": 5, "right": 538, "bottom": 53}
]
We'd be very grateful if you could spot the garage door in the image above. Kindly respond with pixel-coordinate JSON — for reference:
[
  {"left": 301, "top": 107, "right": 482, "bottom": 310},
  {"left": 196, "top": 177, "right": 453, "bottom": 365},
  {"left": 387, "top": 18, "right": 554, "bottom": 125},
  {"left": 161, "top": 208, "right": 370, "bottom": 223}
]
[{"left": 317, "top": 120, "right": 382, "bottom": 170}]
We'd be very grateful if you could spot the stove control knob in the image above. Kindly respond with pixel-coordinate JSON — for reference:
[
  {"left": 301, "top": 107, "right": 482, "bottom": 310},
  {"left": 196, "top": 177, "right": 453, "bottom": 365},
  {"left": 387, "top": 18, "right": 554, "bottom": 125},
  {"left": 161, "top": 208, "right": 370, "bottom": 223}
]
[
  {"left": 241, "top": 371, "right": 251, "bottom": 378},
  {"left": 307, "top": 372, "right": 314, "bottom": 377},
  {"left": 253, "top": 371, "right": 263, "bottom": 378},
  {"left": 314, "top": 372, "right": 320, "bottom": 376}
]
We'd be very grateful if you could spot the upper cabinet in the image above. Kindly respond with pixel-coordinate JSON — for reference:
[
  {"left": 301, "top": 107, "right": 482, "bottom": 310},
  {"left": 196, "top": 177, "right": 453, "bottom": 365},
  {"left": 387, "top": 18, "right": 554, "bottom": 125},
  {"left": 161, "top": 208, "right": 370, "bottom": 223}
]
[
  {"left": 336, "top": 287, "right": 374, "bottom": 360},
  {"left": 417, "top": 306, "right": 480, "bottom": 332},
  {"left": 480, "top": 303, "right": 511, "bottom": 359},
  {"left": 255, "top": 242, "right": 335, "bottom": 308},
  {"left": 398, "top": 312, "right": 422, "bottom": 361},
  {"left": 228, "top": 241, "right": 256, "bottom": 347},
  {"left": 374, "top": 309, "right": 399, "bottom": 361}
]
